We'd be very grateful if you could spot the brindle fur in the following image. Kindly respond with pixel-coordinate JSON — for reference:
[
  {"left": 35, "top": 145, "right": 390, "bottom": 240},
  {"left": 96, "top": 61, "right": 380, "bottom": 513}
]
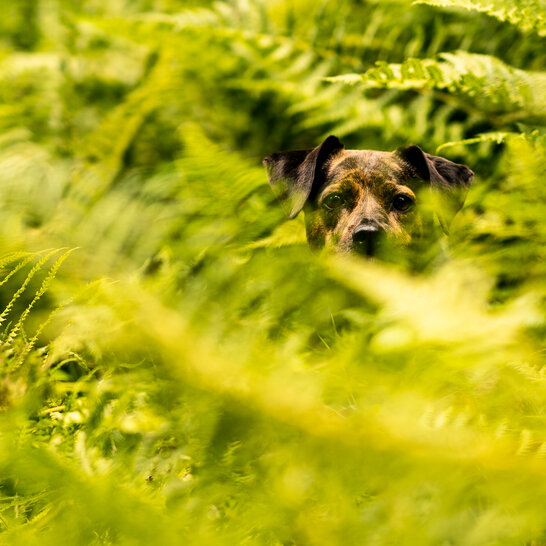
[{"left": 263, "top": 136, "right": 473, "bottom": 257}]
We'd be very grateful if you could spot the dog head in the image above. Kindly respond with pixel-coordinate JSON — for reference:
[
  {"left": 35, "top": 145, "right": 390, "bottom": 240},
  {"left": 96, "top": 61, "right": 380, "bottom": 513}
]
[{"left": 263, "top": 135, "right": 473, "bottom": 257}]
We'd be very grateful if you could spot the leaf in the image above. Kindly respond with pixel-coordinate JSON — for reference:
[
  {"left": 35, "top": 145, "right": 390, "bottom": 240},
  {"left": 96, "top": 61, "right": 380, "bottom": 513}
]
[
  {"left": 0, "top": 250, "right": 63, "bottom": 332},
  {"left": 414, "top": 0, "right": 546, "bottom": 36},
  {"left": 326, "top": 51, "right": 546, "bottom": 119},
  {"left": 4, "top": 249, "right": 77, "bottom": 353}
]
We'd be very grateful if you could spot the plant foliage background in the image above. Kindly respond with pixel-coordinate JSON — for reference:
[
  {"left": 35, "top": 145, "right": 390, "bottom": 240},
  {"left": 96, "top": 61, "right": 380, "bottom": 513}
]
[{"left": 0, "top": 0, "right": 545, "bottom": 544}]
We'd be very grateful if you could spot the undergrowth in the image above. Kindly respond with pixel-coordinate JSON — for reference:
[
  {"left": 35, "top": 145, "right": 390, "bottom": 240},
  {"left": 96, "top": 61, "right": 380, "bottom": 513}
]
[{"left": 0, "top": 0, "right": 545, "bottom": 544}]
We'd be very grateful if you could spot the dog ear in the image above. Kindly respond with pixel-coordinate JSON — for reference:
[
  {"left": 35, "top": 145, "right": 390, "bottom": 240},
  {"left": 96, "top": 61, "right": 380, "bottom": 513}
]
[
  {"left": 263, "top": 135, "right": 344, "bottom": 218},
  {"left": 396, "top": 145, "right": 474, "bottom": 232}
]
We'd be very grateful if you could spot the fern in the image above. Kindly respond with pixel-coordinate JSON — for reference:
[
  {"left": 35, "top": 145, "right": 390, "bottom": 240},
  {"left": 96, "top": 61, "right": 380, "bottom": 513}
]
[
  {"left": 68, "top": 52, "right": 172, "bottom": 207},
  {"left": 0, "top": 250, "right": 62, "bottom": 333},
  {"left": 435, "top": 130, "right": 525, "bottom": 151},
  {"left": 5, "top": 249, "right": 76, "bottom": 369},
  {"left": 326, "top": 51, "right": 546, "bottom": 120},
  {"left": 414, "top": 0, "right": 546, "bottom": 36},
  {"left": 0, "top": 254, "right": 35, "bottom": 288},
  {"left": 0, "top": 1, "right": 545, "bottom": 545}
]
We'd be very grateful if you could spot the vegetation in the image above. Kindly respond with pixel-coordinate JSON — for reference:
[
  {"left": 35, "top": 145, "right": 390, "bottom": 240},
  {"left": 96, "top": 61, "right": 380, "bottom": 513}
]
[{"left": 0, "top": 0, "right": 545, "bottom": 543}]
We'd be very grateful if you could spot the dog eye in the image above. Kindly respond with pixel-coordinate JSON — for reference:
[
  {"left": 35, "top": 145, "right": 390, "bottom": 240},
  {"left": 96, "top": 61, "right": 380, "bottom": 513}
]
[
  {"left": 322, "top": 193, "right": 344, "bottom": 210},
  {"left": 393, "top": 194, "right": 414, "bottom": 212}
]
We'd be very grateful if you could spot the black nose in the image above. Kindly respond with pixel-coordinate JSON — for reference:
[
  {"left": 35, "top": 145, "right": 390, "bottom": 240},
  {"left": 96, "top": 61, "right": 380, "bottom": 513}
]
[{"left": 352, "top": 224, "right": 379, "bottom": 256}]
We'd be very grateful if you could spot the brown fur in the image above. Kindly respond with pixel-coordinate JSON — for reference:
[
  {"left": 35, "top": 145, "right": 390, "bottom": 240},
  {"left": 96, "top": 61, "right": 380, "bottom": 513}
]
[{"left": 264, "top": 136, "right": 473, "bottom": 257}]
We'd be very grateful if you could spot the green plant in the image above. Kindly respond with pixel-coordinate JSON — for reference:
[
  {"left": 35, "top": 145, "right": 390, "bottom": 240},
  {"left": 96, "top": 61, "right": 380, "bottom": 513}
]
[{"left": 0, "top": 0, "right": 545, "bottom": 544}]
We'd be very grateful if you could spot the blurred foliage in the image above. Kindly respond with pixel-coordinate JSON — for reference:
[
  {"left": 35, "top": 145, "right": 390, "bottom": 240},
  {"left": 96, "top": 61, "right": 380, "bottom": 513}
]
[{"left": 0, "top": 0, "right": 545, "bottom": 544}]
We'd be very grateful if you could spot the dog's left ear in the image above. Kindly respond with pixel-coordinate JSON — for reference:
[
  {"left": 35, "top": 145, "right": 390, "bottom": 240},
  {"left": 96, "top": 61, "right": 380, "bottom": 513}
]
[
  {"left": 396, "top": 145, "right": 474, "bottom": 232},
  {"left": 263, "top": 135, "right": 344, "bottom": 219}
]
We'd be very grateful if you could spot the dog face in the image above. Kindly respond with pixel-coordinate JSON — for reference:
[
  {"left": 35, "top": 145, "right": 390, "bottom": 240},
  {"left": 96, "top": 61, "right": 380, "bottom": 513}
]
[{"left": 263, "top": 136, "right": 473, "bottom": 256}]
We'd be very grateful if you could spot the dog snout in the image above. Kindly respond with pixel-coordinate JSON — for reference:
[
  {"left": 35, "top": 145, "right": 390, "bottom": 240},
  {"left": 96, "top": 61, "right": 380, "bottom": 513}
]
[{"left": 352, "top": 223, "right": 379, "bottom": 256}]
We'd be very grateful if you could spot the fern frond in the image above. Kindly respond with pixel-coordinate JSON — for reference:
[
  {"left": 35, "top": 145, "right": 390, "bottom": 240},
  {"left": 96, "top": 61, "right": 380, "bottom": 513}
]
[
  {"left": 4, "top": 249, "right": 77, "bottom": 349},
  {"left": 0, "top": 252, "right": 32, "bottom": 272},
  {"left": 68, "top": 52, "right": 172, "bottom": 207},
  {"left": 0, "top": 250, "right": 63, "bottom": 332},
  {"left": 326, "top": 50, "right": 546, "bottom": 119},
  {"left": 134, "top": 8, "right": 221, "bottom": 29},
  {"left": 10, "top": 295, "right": 74, "bottom": 373},
  {"left": 0, "top": 254, "right": 35, "bottom": 287},
  {"left": 176, "top": 123, "right": 266, "bottom": 203},
  {"left": 435, "top": 129, "right": 546, "bottom": 151},
  {"left": 435, "top": 131, "right": 522, "bottom": 151},
  {"left": 245, "top": 217, "right": 307, "bottom": 249},
  {"left": 414, "top": 0, "right": 546, "bottom": 36}
]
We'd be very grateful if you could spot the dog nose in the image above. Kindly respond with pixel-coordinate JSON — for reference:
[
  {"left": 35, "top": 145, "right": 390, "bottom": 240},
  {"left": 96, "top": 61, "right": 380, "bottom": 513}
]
[{"left": 352, "top": 224, "right": 379, "bottom": 256}]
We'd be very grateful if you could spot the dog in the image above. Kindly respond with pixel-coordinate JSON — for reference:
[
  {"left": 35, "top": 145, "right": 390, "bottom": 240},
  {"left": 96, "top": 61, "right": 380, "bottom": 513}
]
[{"left": 263, "top": 136, "right": 473, "bottom": 258}]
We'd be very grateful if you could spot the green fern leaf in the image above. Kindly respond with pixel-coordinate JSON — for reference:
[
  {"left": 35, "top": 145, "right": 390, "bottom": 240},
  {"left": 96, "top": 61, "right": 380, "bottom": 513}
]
[
  {"left": 435, "top": 131, "right": 523, "bottom": 151},
  {"left": 414, "top": 0, "right": 546, "bottom": 36},
  {"left": 326, "top": 51, "right": 546, "bottom": 119},
  {"left": 0, "top": 254, "right": 35, "bottom": 288},
  {"left": 10, "top": 294, "right": 74, "bottom": 373},
  {"left": 0, "top": 249, "right": 63, "bottom": 332},
  {"left": 4, "top": 249, "right": 77, "bottom": 349}
]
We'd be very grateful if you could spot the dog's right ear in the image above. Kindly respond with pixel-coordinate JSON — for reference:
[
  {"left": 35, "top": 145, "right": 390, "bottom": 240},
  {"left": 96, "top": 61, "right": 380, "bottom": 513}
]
[{"left": 263, "top": 135, "right": 344, "bottom": 219}]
